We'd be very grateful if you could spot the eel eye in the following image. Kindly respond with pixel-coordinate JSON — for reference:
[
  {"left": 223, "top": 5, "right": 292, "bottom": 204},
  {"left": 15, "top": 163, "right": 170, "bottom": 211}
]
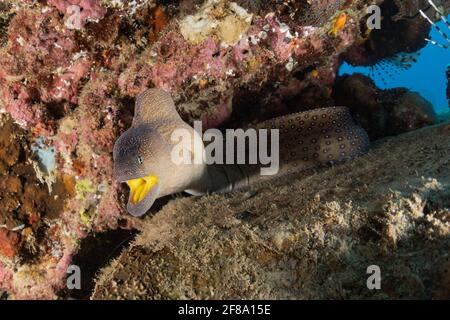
[{"left": 137, "top": 155, "right": 144, "bottom": 164}]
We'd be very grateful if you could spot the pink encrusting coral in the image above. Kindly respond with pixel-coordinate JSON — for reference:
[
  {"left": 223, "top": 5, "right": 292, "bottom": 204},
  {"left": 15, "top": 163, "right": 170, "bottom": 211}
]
[
  {"left": 42, "top": 58, "right": 92, "bottom": 104},
  {"left": 0, "top": 7, "right": 89, "bottom": 133},
  {"left": 0, "top": 0, "right": 381, "bottom": 298},
  {"left": 118, "top": 33, "right": 227, "bottom": 94},
  {"left": 1, "top": 86, "right": 46, "bottom": 128},
  {"left": 0, "top": 262, "right": 13, "bottom": 292},
  {"left": 48, "top": 0, "right": 107, "bottom": 27},
  {"left": 116, "top": 0, "right": 366, "bottom": 127}
]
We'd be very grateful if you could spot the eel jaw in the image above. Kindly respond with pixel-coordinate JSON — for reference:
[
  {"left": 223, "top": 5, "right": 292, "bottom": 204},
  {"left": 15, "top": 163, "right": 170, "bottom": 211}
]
[{"left": 125, "top": 174, "right": 160, "bottom": 217}]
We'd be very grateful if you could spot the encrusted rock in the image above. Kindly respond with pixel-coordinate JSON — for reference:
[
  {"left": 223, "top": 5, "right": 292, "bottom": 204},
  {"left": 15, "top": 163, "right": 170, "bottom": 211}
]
[{"left": 333, "top": 73, "right": 437, "bottom": 139}]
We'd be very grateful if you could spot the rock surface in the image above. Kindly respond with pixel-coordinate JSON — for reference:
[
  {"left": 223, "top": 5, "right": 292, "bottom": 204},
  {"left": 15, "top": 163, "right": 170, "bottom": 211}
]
[
  {"left": 333, "top": 73, "right": 438, "bottom": 140},
  {"left": 92, "top": 122, "right": 450, "bottom": 300}
]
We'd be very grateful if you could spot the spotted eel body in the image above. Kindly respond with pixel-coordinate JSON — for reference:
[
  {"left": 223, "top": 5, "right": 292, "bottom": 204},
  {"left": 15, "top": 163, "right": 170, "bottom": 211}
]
[
  {"left": 203, "top": 106, "right": 369, "bottom": 193},
  {"left": 113, "top": 89, "right": 369, "bottom": 216}
]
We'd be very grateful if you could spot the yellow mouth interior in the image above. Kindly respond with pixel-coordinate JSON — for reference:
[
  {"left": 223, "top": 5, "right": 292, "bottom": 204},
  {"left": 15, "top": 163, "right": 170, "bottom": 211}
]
[{"left": 127, "top": 174, "right": 159, "bottom": 204}]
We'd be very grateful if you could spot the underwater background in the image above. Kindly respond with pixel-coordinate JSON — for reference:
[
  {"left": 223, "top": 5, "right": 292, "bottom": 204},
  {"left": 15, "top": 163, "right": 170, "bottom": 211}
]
[
  {"left": 340, "top": 14, "right": 450, "bottom": 116},
  {"left": 0, "top": 0, "right": 449, "bottom": 300}
]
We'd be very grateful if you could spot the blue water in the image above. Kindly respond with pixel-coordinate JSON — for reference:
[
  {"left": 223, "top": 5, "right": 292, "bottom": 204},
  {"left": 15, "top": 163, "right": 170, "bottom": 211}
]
[{"left": 339, "top": 15, "right": 450, "bottom": 115}]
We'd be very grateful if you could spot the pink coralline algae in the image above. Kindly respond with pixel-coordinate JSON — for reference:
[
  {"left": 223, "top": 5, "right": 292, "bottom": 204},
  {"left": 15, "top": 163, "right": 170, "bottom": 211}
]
[
  {"left": 1, "top": 86, "right": 46, "bottom": 128},
  {"left": 116, "top": 0, "right": 368, "bottom": 127},
  {"left": 43, "top": 58, "right": 92, "bottom": 104},
  {"left": 48, "top": 0, "right": 107, "bottom": 28},
  {"left": 0, "top": 0, "right": 381, "bottom": 299},
  {"left": 118, "top": 34, "right": 227, "bottom": 94},
  {"left": 0, "top": 262, "right": 13, "bottom": 292},
  {"left": 0, "top": 8, "right": 91, "bottom": 132}
]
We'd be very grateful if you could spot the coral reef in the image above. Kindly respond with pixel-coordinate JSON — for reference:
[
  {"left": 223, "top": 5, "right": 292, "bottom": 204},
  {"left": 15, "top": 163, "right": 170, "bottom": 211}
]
[
  {"left": 48, "top": 0, "right": 107, "bottom": 28},
  {"left": 333, "top": 73, "right": 437, "bottom": 140},
  {"left": 92, "top": 123, "right": 450, "bottom": 299},
  {"left": 0, "top": 0, "right": 445, "bottom": 299}
]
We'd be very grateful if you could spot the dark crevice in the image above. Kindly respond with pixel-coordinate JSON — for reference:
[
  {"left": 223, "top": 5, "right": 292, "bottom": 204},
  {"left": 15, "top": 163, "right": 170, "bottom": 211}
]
[{"left": 60, "top": 228, "right": 138, "bottom": 300}]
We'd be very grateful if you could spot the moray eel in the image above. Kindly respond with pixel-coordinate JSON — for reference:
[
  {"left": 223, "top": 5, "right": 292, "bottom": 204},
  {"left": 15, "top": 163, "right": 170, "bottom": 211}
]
[{"left": 113, "top": 89, "right": 370, "bottom": 217}]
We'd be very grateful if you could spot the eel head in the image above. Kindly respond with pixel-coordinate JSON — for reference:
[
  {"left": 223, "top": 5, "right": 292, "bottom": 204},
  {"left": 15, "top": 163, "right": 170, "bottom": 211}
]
[{"left": 113, "top": 124, "right": 170, "bottom": 217}]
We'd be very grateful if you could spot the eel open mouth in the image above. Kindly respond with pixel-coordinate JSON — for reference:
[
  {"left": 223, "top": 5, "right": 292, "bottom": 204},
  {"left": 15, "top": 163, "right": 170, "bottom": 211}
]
[
  {"left": 127, "top": 174, "right": 159, "bottom": 204},
  {"left": 125, "top": 174, "right": 160, "bottom": 217}
]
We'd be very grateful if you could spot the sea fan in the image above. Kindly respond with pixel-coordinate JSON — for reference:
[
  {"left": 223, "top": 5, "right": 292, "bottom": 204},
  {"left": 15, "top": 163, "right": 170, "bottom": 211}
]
[{"left": 420, "top": 0, "right": 450, "bottom": 49}]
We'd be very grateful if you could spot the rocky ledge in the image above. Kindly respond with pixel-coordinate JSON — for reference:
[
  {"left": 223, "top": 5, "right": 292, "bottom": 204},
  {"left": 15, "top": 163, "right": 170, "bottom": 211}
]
[{"left": 92, "top": 122, "right": 450, "bottom": 300}]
